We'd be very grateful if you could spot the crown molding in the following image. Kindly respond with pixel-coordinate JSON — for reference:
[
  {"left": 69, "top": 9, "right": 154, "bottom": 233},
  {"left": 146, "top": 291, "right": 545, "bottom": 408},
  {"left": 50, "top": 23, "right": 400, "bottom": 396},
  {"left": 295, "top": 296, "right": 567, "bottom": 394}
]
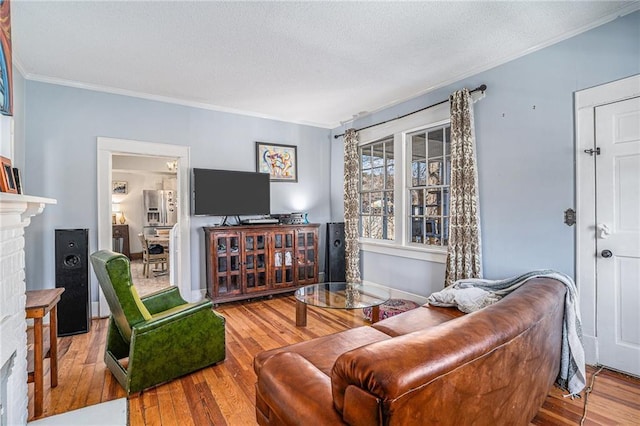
[
  {"left": 339, "top": 2, "right": 640, "bottom": 128},
  {"left": 21, "top": 72, "right": 334, "bottom": 129}
]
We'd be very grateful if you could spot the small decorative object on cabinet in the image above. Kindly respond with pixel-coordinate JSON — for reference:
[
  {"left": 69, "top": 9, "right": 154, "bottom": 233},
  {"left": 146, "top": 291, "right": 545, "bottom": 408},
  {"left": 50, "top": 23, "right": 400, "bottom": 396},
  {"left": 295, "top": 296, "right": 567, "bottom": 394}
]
[{"left": 204, "top": 224, "right": 319, "bottom": 303}]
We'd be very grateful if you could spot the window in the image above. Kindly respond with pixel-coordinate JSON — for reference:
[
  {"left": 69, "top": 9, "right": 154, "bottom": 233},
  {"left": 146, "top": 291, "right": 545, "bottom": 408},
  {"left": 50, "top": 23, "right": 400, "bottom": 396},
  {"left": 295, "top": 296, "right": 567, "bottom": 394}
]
[
  {"left": 357, "top": 120, "right": 451, "bottom": 255},
  {"left": 408, "top": 125, "right": 451, "bottom": 247},
  {"left": 359, "top": 136, "right": 394, "bottom": 240}
]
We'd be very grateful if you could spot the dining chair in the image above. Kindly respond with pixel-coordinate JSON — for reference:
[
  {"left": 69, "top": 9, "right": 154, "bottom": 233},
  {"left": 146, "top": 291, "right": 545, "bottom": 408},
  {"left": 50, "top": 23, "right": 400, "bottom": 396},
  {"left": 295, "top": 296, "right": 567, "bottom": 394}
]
[{"left": 138, "top": 233, "right": 168, "bottom": 278}]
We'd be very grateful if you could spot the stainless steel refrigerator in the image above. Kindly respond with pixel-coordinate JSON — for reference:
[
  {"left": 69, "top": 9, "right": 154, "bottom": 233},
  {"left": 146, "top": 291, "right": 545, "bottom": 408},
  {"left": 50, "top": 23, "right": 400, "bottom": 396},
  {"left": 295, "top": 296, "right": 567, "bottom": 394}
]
[{"left": 143, "top": 190, "right": 177, "bottom": 227}]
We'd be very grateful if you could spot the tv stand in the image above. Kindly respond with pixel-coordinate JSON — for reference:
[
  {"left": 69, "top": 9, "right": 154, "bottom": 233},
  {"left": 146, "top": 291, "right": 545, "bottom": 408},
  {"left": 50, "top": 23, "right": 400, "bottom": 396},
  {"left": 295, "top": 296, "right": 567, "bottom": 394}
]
[{"left": 203, "top": 224, "right": 320, "bottom": 303}]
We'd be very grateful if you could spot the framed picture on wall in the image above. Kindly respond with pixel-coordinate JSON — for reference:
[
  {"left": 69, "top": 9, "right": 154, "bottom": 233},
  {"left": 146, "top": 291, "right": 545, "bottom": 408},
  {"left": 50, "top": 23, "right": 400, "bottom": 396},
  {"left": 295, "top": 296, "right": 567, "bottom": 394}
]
[
  {"left": 0, "top": 0, "right": 13, "bottom": 116},
  {"left": 255, "top": 142, "right": 298, "bottom": 182},
  {"left": 112, "top": 181, "right": 128, "bottom": 194},
  {"left": 0, "top": 156, "right": 17, "bottom": 193}
]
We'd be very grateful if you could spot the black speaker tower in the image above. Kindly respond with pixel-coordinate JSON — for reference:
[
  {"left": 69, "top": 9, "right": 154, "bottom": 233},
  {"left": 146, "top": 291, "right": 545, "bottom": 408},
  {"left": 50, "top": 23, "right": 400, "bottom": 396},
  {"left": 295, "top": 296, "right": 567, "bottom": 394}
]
[
  {"left": 326, "top": 222, "right": 346, "bottom": 282},
  {"left": 55, "top": 229, "right": 90, "bottom": 336}
]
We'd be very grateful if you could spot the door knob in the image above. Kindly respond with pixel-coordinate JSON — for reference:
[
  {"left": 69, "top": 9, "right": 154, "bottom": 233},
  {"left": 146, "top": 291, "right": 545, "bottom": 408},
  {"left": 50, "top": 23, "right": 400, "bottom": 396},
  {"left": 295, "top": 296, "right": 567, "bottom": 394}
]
[{"left": 601, "top": 250, "right": 613, "bottom": 258}]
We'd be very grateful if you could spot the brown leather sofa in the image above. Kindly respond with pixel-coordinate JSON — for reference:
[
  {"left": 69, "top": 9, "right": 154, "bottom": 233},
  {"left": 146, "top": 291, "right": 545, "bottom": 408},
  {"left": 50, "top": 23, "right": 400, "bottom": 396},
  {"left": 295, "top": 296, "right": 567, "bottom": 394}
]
[{"left": 254, "top": 278, "right": 566, "bottom": 425}]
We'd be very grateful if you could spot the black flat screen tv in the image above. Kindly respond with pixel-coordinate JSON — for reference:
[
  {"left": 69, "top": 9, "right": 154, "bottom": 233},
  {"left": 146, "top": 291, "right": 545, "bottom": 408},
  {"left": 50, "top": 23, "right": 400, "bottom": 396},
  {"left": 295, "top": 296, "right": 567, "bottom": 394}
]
[{"left": 192, "top": 168, "right": 271, "bottom": 216}]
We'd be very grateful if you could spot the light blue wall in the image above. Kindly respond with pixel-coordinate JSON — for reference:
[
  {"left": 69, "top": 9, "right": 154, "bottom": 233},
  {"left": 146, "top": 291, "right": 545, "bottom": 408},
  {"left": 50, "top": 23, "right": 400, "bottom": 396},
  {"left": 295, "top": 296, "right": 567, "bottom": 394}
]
[
  {"left": 19, "top": 11, "right": 640, "bottom": 300},
  {"left": 331, "top": 11, "right": 640, "bottom": 295},
  {"left": 22, "top": 83, "right": 332, "bottom": 298},
  {"left": 12, "top": 67, "right": 26, "bottom": 170}
]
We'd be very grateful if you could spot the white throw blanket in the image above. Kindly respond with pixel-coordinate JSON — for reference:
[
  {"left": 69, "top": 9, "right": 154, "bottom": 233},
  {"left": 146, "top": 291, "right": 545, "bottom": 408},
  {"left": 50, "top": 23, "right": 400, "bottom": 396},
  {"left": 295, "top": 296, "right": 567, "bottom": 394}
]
[{"left": 427, "top": 270, "right": 586, "bottom": 396}]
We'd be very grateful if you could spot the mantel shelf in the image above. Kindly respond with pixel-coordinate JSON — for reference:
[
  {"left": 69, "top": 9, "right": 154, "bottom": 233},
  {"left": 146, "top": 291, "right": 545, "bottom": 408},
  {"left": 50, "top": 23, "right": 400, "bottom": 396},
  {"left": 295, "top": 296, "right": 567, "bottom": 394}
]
[
  {"left": 0, "top": 193, "right": 57, "bottom": 226},
  {"left": 0, "top": 192, "right": 57, "bottom": 205}
]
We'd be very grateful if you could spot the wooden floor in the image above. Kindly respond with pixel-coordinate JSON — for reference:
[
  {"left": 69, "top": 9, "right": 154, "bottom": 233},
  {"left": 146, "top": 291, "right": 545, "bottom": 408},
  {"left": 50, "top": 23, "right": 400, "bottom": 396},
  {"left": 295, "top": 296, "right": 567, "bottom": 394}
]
[{"left": 28, "top": 295, "right": 640, "bottom": 425}]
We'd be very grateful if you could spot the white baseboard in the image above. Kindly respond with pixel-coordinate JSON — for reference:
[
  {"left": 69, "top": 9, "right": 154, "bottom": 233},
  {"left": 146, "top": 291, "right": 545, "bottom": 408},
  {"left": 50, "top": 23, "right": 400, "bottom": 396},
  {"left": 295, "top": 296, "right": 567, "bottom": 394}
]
[
  {"left": 583, "top": 334, "right": 598, "bottom": 366},
  {"left": 193, "top": 289, "right": 207, "bottom": 301},
  {"left": 91, "top": 302, "right": 100, "bottom": 319},
  {"left": 361, "top": 280, "right": 428, "bottom": 305}
]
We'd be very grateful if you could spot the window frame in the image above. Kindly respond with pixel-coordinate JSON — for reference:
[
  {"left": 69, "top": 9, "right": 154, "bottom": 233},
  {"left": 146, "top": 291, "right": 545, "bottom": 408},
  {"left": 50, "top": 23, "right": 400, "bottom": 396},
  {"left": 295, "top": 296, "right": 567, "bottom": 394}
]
[
  {"left": 407, "top": 124, "right": 451, "bottom": 248},
  {"left": 358, "top": 136, "right": 395, "bottom": 241},
  {"left": 356, "top": 101, "right": 451, "bottom": 263}
]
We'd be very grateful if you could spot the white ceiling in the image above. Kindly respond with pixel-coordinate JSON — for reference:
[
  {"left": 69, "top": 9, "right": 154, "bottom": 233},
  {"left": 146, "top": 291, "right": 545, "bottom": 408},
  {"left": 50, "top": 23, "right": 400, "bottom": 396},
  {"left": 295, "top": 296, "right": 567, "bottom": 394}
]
[{"left": 12, "top": 1, "right": 640, "bottom": 129}]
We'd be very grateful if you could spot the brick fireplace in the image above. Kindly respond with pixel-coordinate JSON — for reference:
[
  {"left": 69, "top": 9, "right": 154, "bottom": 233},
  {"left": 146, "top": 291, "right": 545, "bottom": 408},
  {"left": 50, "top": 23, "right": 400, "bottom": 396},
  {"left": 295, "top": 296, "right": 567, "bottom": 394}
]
[{"left": 0, "top": 193, "right": 55, "bottom": 425}]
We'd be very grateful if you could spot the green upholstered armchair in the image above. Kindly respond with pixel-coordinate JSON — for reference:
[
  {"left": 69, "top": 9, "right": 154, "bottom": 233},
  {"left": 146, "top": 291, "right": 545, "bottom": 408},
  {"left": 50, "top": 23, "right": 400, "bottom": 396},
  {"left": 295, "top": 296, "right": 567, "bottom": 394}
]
[{"left": 90, "top": 250, "right": 226, "bottom": 394}]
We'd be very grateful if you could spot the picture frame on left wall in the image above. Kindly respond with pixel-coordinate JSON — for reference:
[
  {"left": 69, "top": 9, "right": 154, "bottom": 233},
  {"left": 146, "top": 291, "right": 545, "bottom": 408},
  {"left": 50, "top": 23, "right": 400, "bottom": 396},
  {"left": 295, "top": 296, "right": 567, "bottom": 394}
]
[
  {"left": 0, "top": 0, "right": 13, "bottom": 116},
  {"left": 0, "top": 156, "right": 17, "bottom": 193}
]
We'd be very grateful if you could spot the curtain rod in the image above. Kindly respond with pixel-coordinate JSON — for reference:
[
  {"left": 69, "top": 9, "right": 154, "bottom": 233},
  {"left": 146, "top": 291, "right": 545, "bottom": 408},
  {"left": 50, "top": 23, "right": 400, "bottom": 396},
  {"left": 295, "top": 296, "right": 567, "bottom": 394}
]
[{"left": 334, "top": 84, "right": 487, "bottom": 139}]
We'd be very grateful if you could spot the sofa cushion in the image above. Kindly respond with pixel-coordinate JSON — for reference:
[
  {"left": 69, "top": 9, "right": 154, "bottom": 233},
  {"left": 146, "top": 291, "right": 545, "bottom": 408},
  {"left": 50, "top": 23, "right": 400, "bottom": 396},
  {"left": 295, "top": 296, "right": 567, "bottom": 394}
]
[
  {"left": 372, "top": 304, "right": 465, "bottom": 336},
  {"left": 254, "top": 326, "right": 392, "bottom": 377}
]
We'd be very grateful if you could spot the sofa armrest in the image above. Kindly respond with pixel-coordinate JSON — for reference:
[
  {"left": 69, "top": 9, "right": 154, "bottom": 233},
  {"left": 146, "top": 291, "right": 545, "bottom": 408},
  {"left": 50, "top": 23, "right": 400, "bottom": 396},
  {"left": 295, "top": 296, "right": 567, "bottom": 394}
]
[
  {"left": 141, "top": 286, "right": 188, "bottom": 314},
  {"left": 133, "top": 300, "right": 221, "bottom": 333},
  {"left": 257, "top": 352, "right": 346, "bottom": 425}
]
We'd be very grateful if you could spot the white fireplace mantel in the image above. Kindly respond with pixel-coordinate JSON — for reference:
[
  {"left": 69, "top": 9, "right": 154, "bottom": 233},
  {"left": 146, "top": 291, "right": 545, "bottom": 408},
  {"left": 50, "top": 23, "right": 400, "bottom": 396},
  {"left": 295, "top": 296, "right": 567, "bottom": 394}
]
[
  {"left": 0, "top": 193, "right": 56, "bottom": 226},
  {"left": 0, "top": 192, "right": 55, "bottom": 425}
]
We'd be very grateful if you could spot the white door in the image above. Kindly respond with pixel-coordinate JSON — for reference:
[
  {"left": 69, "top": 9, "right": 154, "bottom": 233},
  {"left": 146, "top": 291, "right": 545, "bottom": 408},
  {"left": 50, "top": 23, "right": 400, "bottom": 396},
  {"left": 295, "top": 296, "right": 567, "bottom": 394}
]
[{"left": 595, "top": 96, "right": 640, "bottom": 376}]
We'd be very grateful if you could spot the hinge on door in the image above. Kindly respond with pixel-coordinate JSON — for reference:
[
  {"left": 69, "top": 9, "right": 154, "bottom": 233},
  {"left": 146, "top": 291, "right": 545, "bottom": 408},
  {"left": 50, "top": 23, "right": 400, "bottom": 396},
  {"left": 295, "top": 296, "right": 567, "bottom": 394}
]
[{"left": 584, "top": 147, "right": 601, "bottom": 156}]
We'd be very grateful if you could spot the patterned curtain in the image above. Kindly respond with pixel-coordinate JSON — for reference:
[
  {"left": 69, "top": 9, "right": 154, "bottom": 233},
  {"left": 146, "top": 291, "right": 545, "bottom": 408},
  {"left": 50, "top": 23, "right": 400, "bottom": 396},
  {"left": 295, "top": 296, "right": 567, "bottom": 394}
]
[
  {"left": 445, "top": 89, "right": 482, "bottom": 287},
  {"left": 343, "top": 128, "right": 362, "bottom": 283}
]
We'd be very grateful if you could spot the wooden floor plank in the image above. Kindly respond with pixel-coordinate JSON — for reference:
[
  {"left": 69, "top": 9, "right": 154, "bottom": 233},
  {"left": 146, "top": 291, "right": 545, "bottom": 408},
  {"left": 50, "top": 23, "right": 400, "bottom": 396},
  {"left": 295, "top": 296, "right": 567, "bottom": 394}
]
[
  {"left": 128, "top": 395, "right": 146, "bottom": 426},
  {"left": 29, "top": 296, "right": 640, "bottom": 425}
]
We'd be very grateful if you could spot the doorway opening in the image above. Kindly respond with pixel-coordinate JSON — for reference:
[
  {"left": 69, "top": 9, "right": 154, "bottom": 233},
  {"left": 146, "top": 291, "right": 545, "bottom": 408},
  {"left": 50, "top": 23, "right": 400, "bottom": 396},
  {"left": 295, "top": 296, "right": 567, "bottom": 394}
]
[
  {"left": 97, "top": 138, "right": 192, "bottom": 317},
  {"left": 112, "top": 153, "right": 179, "bottom": 296}
]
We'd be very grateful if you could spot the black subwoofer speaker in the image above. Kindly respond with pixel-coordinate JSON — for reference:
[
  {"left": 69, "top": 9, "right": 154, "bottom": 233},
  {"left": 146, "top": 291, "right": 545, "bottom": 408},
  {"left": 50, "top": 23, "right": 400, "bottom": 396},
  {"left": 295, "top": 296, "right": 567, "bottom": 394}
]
[
  {"left": 55, "top": 229, "right": 90, "bottom": 336},
  {"left": 326, "top": 222, "right": 346, "bottom": 282}
]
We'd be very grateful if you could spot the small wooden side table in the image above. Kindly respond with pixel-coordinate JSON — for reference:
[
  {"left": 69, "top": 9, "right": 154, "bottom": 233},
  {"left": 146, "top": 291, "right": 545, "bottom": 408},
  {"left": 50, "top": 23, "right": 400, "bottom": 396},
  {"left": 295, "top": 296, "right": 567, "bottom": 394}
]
[{"left": 26, "top": 288, "right": 64, "bottom": 418}]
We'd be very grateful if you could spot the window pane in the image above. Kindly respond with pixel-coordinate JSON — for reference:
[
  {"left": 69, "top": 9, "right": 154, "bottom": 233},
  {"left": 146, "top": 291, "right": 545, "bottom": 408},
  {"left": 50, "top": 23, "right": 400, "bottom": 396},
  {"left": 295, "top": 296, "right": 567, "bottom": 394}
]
[
  {"left": 360, "top": 216, "right": 370, "bottom": 238},
  {"left": 426, "top": 206, "right": 439, "bottom": 216},
  {"left": 385, "top": 191, "right": 394, "bottom": 214},
  {"left": 371, "top": 192, "right": 382, "bottom": 214},
  {"left": 386, "top": 165, "right": 394, "bottom": 189},
  {"left": 425, "top": 190, "right": 439, "bottom": 207},
  {"left": 411, "top": 133, "right": 426, "bottom": 161},
  {"left": 361, "top": 169, "right": 372, "bottom": 190},
  {"left": 410, "top": 189, "right": 424, "bottom": 214},
  {"left": 411, "top": 217, "right": 423, "bottom": 243},
  {"left": 385, "top": 143, "right": 394, "bottom": 166},
  {"left": 412, "top": 161, "right": 426, "bottom": 186},
  {"left": 445, "top": 157, "right": 451, "bottom": 185},
  {"left": 360, "top": 193, "right": 370, "bottom": 214},
  {"left": 370, "top": 216, "right": 383, "bottom": 239},
  {"left": 372, "top": 145, "right": 384, "bottom": 168},
  {"left": 385, "top": 215, "right": 395, "bottom": 240},
  {"left": 428, "top": 161, "right": 443, "bottom": 185},
  {"left": 428, "top": 128, "right": 444, "bottom": 158},
  {"left": 361, "top": 146, "right": 372, "bottom": 169},
  {"left": 372, "top": 167, "right": 384, "bottom": 190},
  {"left": 445, "top": 127, "right": 451, "bottom": 155}
]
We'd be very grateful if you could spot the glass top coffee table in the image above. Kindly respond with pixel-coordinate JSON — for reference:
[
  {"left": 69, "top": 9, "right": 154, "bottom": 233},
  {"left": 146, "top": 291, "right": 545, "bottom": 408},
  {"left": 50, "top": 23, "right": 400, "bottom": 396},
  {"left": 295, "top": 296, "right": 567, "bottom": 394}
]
[{"left": 294, "top": 282, "right": 390, "bottom": 326}]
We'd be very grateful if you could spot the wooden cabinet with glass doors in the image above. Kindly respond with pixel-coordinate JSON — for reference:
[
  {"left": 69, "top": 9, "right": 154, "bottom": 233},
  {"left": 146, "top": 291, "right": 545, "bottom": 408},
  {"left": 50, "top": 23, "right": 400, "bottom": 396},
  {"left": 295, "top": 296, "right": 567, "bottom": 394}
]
[{"left": 204, "top": 224, "right": 319, "bottom": 303}]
